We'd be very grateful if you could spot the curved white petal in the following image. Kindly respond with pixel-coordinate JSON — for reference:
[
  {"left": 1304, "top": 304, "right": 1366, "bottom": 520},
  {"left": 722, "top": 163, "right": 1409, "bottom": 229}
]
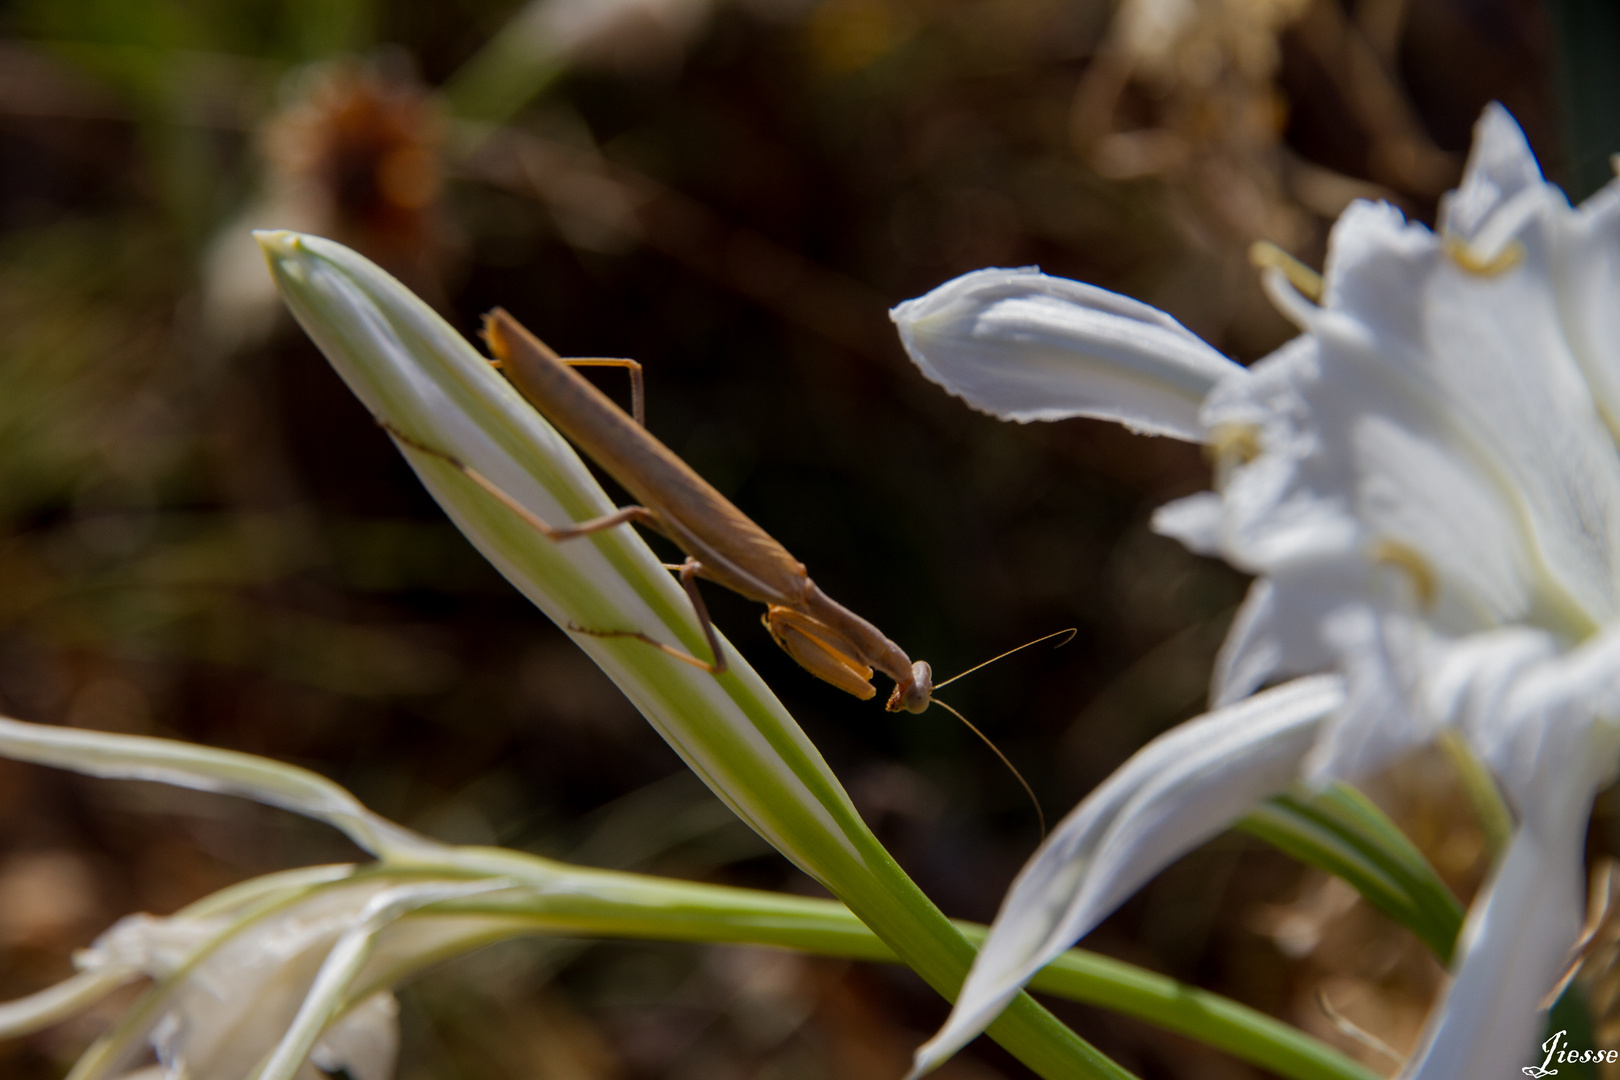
[
  {"left": 254, "top": 881, "right": 500, "bottom": 1080},
  {"left": 1403, "top": 809, "right": 1583, "bottom": 1079},
  {"left": 1478, "top": 625, "right": 1620, "bottom": 809},
  {"left": 1440, "top": 103, "right": 1549, "bottom": 244},
  {"left": 1402, "top": 733, "right": 1606, "bottom": 1080},
  {"left": 1420, "top": 627, "right": 1559, "bottom": 738},
  {"left": 1150, "top": 493, "right": 1224, "bottom": 557},
  {"left": 1304, "top": 603, "right": 1451, "bottom": 786},
  {"left": 1210, "top": 567, "right": 1362, "bottom": 707},
  {"left": 909, "top": 676, "right": 1344, "bottom": 1077},
  {"left": 311, "top": 992, "right": 398, "bottom": 1080},
  {"left": 0, "top": 715, "right": 437, "bottom": 862},
  {"left": 0, "top": 971, "right": 134, "bottom": 1039},
  {"left": 1550, "top": 181, "right": 1620, "bottom": 443},
  {"left": 890, "top": 268, "right": 1245, "bottom": 440}
]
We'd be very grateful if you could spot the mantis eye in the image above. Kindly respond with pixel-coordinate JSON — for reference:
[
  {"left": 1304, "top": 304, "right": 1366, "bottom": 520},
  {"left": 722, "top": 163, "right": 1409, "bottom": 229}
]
[
  {"left": 885, "top": 661, "right": 934, "bottom": 715},
  {"left": 762, "top": 606, "right": 876, "bottom": 701}
]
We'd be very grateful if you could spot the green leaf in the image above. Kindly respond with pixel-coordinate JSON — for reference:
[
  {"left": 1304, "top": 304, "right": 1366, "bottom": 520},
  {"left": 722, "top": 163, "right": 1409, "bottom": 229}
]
[{"left": 1239, "top": 782, "right": 1465, "bottom": 963}]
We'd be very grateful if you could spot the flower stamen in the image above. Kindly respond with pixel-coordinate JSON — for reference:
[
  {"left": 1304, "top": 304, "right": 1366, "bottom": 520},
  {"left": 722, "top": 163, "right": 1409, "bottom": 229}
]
[
  {"left": 1208, "top": 423, "right": 1263, "bottom": 475},
  {"left": 1371, "top": 538, "right": 1438, "bottom": 609},
  {"left": 1248, "top": 241, "right": 1323, "bottom": 302},
  {"left": 1442, "top": 235, "right": 1524, "bottom": 277}
]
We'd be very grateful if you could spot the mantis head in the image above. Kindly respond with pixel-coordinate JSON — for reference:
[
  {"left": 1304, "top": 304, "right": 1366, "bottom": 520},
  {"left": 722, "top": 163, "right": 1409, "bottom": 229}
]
[{"left": 885, "top": 661, "right": 935, "bottom": 714}]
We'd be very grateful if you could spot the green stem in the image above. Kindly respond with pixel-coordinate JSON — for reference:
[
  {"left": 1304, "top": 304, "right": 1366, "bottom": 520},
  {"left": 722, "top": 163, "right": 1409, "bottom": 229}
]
[{"left": 375, "top": 855, "right": 1377, "bottom": 1080}]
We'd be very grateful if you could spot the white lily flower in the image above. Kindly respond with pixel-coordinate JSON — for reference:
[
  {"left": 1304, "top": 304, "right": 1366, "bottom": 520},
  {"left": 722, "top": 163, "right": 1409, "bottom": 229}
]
[
  {"left": 893, "top": 103, "right": 1620, "bottom": 1078},
  {"left": 74, "top": 876, "right": 479, "bottom": 1080},
  {"left": 0, "top": 714, "right": 529, "bottom": 1080},
  {"left": 0, "top": 855, "right": 521, "bottom": 1080}
]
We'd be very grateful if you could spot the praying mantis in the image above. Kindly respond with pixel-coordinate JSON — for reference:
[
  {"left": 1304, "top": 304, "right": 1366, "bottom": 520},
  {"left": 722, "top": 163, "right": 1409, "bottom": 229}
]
[{"left": 386, "top": 308, "right": 1062, "bottom": 826}]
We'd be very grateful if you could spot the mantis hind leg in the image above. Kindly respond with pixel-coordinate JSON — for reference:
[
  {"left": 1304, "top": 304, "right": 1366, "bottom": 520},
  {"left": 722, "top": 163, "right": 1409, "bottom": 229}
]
[{"left": 569, "top": 558, "right": 727, "bottom": 675}]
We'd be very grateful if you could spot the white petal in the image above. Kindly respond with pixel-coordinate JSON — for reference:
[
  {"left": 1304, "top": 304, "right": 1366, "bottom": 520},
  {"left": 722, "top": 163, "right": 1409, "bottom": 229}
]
[
  {"left": 1402, "top": 786, "right": 1592, "bottom": 1079},
  {"left": 1150, "top": 493, "right": 1223, "bottom": 556},
  {"left": 311, "top": 993, "right": 398, "bottom": 1080},
  {"left": 909, "top": 676, "right": 1344, "bottom": 1076},
  {"left": 1303, "top": 606, "right": 1433, "bottom": 784},
  {"left": 151, "top": 881, "right": 400, "bottom": 1080},
  {"left": 1481, "top": 625, "right": 1620, "bottom": 807},
  {"left": 254, "top": 881, "right": 503, "bottom": 1080},
  {"left": 890, "top": 268, "right": 1245, "bottom": 440},
  {"left": 1404, "top": 625, "right": 1620, "bottom": 1079},
  {"left": 1440, "top": 104, "right": 1548, "bottom": 243},
  {"left": 1202, "top": 190, "right": 1620, "bottom": 640},
  {"left": 0, "top": 970, "right": 133, "bottom": 1039},
  {"left": 1420, "top": 627, "right": 1558, "bottom": 743},
  {"left": 1210, "top": 568, "right": 1361, "bottom": 707},
  {"left": 0, "top": 716, "right": 437, "bottom": 861},
  {"left": 82, "top": 913, "right": 226, "bottom": 978},
  {"left": 1197, "top": 337, "right": 1367, "bottom": 576},
  {"left": 1313, "top": 199, "right": 1620, "bottom": 634},
  {"left": 1550, "top": 181, "right": 1620, "bottom": 439}
]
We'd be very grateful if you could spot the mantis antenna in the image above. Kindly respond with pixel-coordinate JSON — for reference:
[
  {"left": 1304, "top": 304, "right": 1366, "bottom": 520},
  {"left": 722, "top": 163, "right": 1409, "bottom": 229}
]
[
  {"left": 926, "top": 628, "right": 1075, "bottom": 838},
  {"left": 930, "top": 696, "right": 1046, "bottom": 839},
  {"left": 933, "top": 628, "right": 1077, "bottom": 691}
]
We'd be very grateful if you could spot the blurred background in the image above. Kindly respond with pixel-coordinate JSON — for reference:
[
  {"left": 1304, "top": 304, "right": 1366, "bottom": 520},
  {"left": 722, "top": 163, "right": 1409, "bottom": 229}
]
[{"left": 0, "top": 0, "right": 1608, "bottom": 1076}]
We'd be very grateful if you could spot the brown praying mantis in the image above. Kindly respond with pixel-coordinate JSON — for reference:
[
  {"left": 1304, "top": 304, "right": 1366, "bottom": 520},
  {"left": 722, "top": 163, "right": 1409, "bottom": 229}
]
[{"left": 385, "top": 308, "right": 1067, "bottom": 829}]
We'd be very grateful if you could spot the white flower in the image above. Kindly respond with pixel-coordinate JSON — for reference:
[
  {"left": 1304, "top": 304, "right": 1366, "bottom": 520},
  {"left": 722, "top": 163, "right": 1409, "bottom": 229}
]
[
  {"left": 0, "top": 715, "right": 522, "bottom": 1080},
  {"left": 75, "top": 876, "right": 452, "bottom": 1080},
  {"left": 891, "top": 103, "right": 1620, "bottom": 1078},
  {"left": 0, "top": 858, "right": 512, "bottom": 1080}
]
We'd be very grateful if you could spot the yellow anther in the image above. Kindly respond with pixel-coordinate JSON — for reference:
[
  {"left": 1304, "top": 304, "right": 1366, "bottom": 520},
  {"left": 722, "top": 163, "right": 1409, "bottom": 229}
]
[
  {"left": 1371, "top": 538, "right": 1438, "bottom": 609},
  {"left": 1443, "top": 235, "right": 1524, "bottom": 277},
  {"left": 1208, "top": 423, "right": 1263, "bottom": 467},
  {"left": 1249, "top": 241, "right": 1323, "bottom": 302}
]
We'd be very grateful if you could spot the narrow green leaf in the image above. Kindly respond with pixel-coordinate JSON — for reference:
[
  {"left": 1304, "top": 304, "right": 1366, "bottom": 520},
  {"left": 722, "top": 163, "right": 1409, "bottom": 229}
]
[
  {"left": 1239, "top": 782, "right": 1464, "bottom": 963},
  {"left": 1439, "top": 731, "right": 1515, "bottom": 860}
]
